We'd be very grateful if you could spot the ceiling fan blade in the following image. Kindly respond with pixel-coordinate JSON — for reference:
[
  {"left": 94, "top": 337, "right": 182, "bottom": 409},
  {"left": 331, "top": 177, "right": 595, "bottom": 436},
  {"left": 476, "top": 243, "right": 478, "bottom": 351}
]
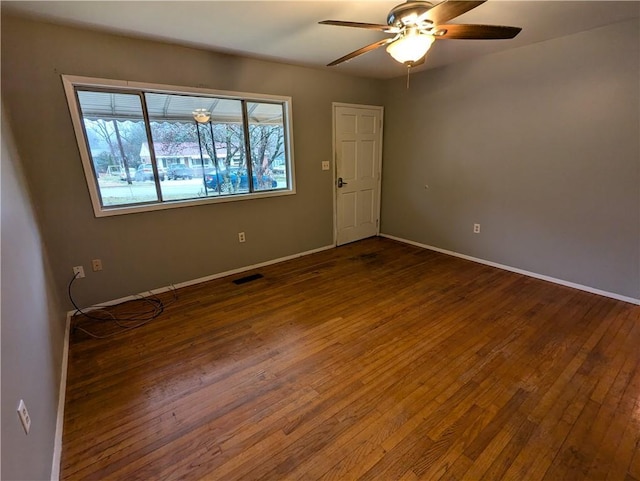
[
  {"left": 424, "top": 1, "right": 486, "bottom": 25},
  {"left": 434, "top": 24, "right": 522, "bottom": 40},
  {"left": 319, "top": 20, "right": 393, "bottom": 32},
  {"left": 327, "top": 38, "right": 394, "bottom": 66}
]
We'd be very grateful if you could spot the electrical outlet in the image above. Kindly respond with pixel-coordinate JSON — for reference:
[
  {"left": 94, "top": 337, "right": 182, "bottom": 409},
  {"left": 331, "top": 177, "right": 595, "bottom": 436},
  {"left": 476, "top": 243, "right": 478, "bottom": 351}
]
[
  {"left": 73, "top": 266, "right": 85, "bottom": 278},
  {"left": 92, "top": 259, "right": 103, "bottom": 271},
  {"left": 238, "top": 232, "right": 246, "bottom": 243},
  {"left": 321, "top": 160, "right": 330, "bottom": 171},
  {"left": 17, "top": 399, "right": 31, "bottom": 435},
  {"left": 473, "top": 224, "right": 481, "bottom": 234}
]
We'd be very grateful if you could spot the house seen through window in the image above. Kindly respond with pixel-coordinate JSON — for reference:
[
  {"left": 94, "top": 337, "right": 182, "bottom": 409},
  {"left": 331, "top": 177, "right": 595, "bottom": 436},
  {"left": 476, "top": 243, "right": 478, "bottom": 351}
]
[{"left": 64, "top": 77, "right": 294, "bottom": 216}]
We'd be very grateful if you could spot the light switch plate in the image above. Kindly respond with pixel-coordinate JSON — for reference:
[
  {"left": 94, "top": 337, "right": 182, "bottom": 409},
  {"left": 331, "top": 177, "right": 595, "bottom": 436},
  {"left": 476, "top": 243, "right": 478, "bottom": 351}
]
[{"left": 322, "top": 161, "right": 330, "bottom": 171}]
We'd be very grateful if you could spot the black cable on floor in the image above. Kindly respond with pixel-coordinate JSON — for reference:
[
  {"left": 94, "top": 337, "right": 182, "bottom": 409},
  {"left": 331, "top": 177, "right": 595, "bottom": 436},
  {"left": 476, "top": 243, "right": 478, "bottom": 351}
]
[{"left": 68, "top": 272, "right": 176, "bottom": 339}]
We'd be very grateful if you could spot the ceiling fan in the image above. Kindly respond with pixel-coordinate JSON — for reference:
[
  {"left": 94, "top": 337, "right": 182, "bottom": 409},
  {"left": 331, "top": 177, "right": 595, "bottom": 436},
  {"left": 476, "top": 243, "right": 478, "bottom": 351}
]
[{"left": 320, "top": 0, "right": 522, "bottom": 67}]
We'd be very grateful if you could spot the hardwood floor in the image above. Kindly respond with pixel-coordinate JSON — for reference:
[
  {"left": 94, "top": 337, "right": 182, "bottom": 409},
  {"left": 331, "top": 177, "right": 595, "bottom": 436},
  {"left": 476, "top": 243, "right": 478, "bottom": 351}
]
[{"left": 60, "top": 237, "right": 640, "bottom": 480}]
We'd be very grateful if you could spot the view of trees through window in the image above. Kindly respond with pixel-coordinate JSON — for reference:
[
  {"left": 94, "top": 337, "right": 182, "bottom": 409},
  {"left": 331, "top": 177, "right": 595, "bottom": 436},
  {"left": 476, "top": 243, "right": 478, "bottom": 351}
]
[{"left": 75, "top": 88, "right": 291, "bottom": 210}]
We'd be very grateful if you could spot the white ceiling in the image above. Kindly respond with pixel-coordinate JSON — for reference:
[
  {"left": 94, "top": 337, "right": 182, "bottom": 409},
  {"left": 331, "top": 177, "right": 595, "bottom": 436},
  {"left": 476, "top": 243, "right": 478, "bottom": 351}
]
[{"left": 3, "top": 1, "right": 639, "bottom": 79}]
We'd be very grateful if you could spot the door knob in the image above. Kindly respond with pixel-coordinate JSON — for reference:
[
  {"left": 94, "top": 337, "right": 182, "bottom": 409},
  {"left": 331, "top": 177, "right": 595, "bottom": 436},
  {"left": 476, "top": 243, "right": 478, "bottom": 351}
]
[{"left": 337, "top": 177, "right": 348, "bottom": 188}]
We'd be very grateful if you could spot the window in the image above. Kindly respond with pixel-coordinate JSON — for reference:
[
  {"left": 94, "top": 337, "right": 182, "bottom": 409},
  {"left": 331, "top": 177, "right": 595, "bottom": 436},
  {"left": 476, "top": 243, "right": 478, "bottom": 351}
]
[{"left": 62, "top": 76, "right": 295, "bottom": 217}]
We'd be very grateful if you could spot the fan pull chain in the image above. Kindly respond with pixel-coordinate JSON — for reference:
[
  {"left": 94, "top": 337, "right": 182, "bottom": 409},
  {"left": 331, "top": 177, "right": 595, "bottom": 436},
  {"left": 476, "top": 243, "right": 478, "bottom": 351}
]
[{"left": 406, "top": 65, "right": 411, "bottom": 89}]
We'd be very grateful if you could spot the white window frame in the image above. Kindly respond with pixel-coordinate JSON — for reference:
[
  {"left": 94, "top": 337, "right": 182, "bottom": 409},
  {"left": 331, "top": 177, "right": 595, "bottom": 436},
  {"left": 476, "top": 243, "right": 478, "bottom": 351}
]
[{"left": 62, "top": 75, "right": 296, "bottom": 217}]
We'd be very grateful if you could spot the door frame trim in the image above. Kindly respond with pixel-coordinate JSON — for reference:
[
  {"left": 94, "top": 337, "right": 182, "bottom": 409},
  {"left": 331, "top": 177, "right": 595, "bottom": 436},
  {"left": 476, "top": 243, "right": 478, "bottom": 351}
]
[{"left": 332, "top": 102, "right": 384, "bottom": 246}]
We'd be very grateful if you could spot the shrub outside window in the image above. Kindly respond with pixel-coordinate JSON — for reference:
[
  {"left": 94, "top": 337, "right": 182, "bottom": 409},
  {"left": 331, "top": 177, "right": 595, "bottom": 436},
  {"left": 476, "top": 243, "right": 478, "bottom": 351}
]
[{"left": 62, "top": 76, "right": 295, "bottom": 217}]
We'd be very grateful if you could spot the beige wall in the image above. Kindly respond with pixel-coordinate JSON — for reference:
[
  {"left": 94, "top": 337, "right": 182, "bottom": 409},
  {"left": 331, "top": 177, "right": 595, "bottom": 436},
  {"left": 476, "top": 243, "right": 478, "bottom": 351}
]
[
  {"left": 1, "top": 107, "right": 65, "bottom": 480},
  {"left": 1, "top": 14, "right": 385, "bottom": 308},
  {"left": 381, "top": 18, "right": 640, "bottom": 299}
]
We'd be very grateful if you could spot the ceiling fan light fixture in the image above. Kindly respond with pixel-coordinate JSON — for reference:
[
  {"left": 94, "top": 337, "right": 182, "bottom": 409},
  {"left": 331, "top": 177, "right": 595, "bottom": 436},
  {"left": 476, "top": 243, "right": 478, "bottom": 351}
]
[
  {"left": 386, "top": 32, "right": 434, "bottom": 64},
  {"left": 192, "top": 109, "right": 211, "bottom": 123},
  {"left": 320, "top": 1, "right": 521, "bottom": 68}
]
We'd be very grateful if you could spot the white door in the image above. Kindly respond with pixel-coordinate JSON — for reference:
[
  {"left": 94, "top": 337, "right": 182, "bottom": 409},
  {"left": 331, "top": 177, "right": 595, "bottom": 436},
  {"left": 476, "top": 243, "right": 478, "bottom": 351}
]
[{"left": 334, "top": 104, "right": 383, "bottom": 246}]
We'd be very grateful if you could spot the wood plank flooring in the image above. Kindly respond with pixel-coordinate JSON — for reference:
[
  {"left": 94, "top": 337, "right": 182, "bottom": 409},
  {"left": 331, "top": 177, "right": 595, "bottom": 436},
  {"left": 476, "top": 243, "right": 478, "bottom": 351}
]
[{"left": 60, "top": 237, "right": 640, "bottom": 480}]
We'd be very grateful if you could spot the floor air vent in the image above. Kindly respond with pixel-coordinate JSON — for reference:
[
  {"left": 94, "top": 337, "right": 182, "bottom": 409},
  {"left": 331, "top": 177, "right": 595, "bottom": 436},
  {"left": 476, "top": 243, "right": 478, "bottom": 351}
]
[{"left": 233, "top": 273, "right": 264, "bottom": 285}]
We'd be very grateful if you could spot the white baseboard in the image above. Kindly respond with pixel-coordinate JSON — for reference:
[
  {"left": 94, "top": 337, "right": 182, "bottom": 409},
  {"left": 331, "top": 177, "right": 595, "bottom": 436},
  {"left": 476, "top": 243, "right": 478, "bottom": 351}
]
[
  {"left": 66, "top": 242, "right": 336, "bottom": 316},
  {"left": 51, "top": 313, "right": 71, "bottom": 481},
  {"left": 380, "top": 234, "right": 640, "bottom": 306}
]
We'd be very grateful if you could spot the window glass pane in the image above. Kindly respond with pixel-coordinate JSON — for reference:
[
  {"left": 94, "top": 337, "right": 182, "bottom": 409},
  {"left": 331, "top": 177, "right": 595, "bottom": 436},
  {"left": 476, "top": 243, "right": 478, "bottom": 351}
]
[
  {"left": 66, "top": 77, "right": 294, "bottom": 216},
  {"left": 207, "top": 121, "right": 248, "bottom": 195},
  {"left": 76, "top": 91, "right": 159, "bottom": 206},
  {"left": 247, "top": 102, "right": 288, "bottom": 192},
  {"left": 144, "top": 93, "right": 248, "bottom": 200}
]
